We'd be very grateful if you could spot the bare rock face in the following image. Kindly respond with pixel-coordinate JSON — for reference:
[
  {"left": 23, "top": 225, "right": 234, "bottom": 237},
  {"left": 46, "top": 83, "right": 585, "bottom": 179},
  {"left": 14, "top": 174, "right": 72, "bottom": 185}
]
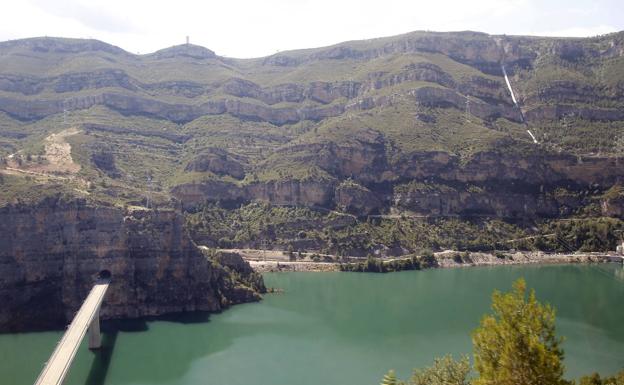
[
  {"left": 172, "top": 179, "right": 336, "bottom": 210},
  {"left": 335, "top": 181, "right": 381, "bottom": 215},
  {"left": 244, "top": 180, "right": 335, "bottom": 207},
  {"left": 171, "top": 180, "right": 246, "bottom": 209},
  {"left": 269, "top": 129, "right": 389, "bottom": 183},
  {"left": 394, "top": 150, "right": 624, "bottom": 187},
  {"left": 171, "top": 146, "right": 624, "bottom": 218},
  {"left": 54, "top": 69, "right": 138, "bottom": 93},
  {"left": 184, "top": 148, "right": 246, "bottom": 179},
  {"left": 393, "top": 184, "right": 561, "bottom": 218},
  {"left": 601, "top": 190, "right": 624, "bottom": 218},
  {"left": 0, "top": 196, "right": 264, "bottom": 332}
]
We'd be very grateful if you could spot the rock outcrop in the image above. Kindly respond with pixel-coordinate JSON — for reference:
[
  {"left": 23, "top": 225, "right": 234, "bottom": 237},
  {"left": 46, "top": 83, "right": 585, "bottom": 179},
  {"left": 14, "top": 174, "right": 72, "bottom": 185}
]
[
  {"left": 334, "top": 181, "right": 382, "bottom": 215},
  {"left": 601, "top": 187, "right": 624, "bottom": 218},
  {"left": 0, "top": 196, "right": 265, "bottom": 332},
  {"left": 172, "top": 146, "right": 624, "bottom": 218},
  {"left": 185, "top": 148, "right": 246, "bottom": 179},
  {"left": 171, "top": 179, "right": 336, "bottom": 210},
  {"left": 393, "top": 184, "right": 562, "bottom": 218}
]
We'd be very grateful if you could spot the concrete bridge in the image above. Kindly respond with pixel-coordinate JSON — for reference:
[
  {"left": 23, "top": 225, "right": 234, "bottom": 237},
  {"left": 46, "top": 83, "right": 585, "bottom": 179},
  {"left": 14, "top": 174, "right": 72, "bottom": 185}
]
[{"left": 34, "top": 274, "right": 110, "bottom": 385}]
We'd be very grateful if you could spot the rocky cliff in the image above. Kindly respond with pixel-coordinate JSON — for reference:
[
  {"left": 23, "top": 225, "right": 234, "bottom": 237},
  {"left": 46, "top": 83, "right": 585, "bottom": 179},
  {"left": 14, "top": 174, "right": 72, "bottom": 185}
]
[
  {"left": 172, "top": 148, "right": 624, "bottom": 218},
  {"left": 1, "top": 31, "right": 624, "bottom": 260},
  {"left": 0, "top": 195, "right": 265, "bottom": 332}
]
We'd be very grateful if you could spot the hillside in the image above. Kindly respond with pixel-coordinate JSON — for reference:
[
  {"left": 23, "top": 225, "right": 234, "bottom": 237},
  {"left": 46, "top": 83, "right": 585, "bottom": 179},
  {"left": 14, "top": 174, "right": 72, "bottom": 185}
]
[{"left": 1, "top": 31, "right": 624, "bottom": 255}]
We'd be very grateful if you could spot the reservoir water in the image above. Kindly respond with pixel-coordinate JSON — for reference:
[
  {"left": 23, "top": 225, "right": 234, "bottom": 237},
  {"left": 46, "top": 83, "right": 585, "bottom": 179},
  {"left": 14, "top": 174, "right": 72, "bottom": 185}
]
[{"left": 2, "top": 264, "right": 624, "bottom": 385}]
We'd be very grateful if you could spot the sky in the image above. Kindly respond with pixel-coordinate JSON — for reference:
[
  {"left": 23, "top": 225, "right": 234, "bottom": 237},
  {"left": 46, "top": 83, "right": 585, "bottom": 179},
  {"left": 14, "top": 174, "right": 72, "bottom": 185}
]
[{"left": 0, "top": 0, "right": 622, "bottom": 58}]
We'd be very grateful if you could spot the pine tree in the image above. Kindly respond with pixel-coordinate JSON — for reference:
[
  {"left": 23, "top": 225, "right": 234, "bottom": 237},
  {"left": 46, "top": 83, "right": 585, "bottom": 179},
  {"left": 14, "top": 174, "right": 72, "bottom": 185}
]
[
  {"left": 411, "top": 355, "right": 470, "bottom": 385},
  {"left": 472, "top": 278, "right": 567, "bottom": 385},
  {"left": 381, "top": 370, "right": 397, "bottom": 385}
]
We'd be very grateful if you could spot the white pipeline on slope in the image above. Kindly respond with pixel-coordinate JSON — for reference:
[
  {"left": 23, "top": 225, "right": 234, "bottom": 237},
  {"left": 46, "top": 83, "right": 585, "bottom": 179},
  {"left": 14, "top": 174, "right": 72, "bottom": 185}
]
[
  {"left": 501, "top": 65, "right": 538, "bottom": 144},
  {"left": 501, "top": 65, "right": 518, "bottom": 106},
  {"left": 526, "top": 129, "right": 538, "bottom": 143}
]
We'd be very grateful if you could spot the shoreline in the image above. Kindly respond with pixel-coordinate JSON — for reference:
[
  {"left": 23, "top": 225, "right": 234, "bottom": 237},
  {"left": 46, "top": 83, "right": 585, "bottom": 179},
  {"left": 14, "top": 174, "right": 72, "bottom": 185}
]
[{"left": 244, "top": 251, "right": 624, "bottom": 273}]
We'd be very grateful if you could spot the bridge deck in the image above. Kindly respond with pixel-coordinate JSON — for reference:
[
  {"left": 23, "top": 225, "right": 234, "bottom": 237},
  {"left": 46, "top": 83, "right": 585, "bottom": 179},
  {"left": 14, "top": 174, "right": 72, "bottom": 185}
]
[{"left": 34, "top": 281, "right": 109, "bottom": 385}]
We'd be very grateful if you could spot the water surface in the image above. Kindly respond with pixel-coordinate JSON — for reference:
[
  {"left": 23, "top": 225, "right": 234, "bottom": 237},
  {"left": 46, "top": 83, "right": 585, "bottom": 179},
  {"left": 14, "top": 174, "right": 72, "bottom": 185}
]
[{"left": 2, "top": 264, "right": 623, "bottom": 385}]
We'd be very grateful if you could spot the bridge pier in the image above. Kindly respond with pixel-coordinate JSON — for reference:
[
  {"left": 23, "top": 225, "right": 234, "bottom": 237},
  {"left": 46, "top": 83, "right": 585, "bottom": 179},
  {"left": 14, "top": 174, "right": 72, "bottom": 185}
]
[{"left": 88, "top": 307, "right": 102, "bottom": 349}]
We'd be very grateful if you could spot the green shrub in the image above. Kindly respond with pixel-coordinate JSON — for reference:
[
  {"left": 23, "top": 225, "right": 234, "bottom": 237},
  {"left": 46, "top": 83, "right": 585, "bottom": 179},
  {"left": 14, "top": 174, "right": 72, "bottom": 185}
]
[{"left": 217, "top": 237, "right": 233, "bottom": 248}]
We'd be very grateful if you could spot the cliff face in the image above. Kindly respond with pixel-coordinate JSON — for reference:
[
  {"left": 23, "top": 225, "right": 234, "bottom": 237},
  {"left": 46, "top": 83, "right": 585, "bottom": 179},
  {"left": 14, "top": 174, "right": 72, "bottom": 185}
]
[
  {"left": 171, "top": 179, "right": 336, "bottom": 209},
  {"left": 393, "top": 186, "right": 563, "bottom": 218},
  {"left": 0, "top": 196, "right": 265, "bottom": 332},
  {"left": 172, "top": 148, "right": 624, "bottom": 218},
  {"left": 1, "top": 31, "right": 624, "bottom": 261}
]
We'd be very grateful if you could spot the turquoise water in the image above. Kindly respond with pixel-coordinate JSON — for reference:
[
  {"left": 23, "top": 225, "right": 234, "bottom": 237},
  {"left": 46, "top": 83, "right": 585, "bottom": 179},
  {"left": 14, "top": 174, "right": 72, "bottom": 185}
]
[{"left": 1, "top": 264, "right": 624, "bottom": 385}]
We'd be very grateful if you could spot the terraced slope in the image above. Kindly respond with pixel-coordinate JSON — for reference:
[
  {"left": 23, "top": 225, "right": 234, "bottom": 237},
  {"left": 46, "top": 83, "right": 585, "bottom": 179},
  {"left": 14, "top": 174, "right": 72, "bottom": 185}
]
[{"left": 1, "top": 31, "right": 623, "bottom": 255}]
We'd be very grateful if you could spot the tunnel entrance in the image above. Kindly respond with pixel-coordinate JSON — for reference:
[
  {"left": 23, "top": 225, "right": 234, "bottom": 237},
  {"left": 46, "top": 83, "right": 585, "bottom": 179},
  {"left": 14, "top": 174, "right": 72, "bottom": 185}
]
[{"left": 98, "top": 270, "right": 112, "bottom": 281}]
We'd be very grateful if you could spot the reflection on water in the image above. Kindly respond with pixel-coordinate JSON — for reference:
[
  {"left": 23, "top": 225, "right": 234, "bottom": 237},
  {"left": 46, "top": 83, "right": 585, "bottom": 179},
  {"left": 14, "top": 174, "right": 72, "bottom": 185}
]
[
  {"left": 1, "top": 264, "right": 623, "bottom": 385},
  {"left": 84, "top": 331, "right": 117, "bottom": 385},
  {"left": 615, "top": 264, "right": 624, "bottom": 281}
]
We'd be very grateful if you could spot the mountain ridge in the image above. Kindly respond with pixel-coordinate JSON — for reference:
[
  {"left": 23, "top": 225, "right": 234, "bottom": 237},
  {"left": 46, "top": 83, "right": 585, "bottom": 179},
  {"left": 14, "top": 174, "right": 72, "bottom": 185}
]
[
  {"left": 1, "top": 29, "right": 623, "bottom": 256},
  {"left": 3, "top": 29, "right": 623, "bottom": 60}
]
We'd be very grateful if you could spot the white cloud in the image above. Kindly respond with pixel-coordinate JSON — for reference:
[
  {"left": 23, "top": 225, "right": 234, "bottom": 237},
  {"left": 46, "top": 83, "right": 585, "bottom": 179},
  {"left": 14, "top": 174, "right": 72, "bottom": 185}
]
[{"left": 30, "top": 0, "right": 139, "bottom": 33}]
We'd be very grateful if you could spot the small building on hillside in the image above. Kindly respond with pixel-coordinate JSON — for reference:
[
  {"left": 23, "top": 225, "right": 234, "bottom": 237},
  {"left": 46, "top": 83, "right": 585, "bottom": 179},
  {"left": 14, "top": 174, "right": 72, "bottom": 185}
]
[{"left": 617, "top": 241, "right": 624, "bottom": 255}]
